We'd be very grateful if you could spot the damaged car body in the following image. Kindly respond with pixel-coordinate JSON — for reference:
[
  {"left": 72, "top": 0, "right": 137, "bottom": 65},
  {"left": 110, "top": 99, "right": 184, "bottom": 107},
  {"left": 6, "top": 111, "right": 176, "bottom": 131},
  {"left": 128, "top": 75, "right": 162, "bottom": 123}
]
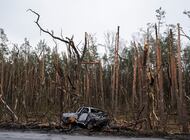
[{"left": 62, "top": 106, "right": 109, "bottom": 129}]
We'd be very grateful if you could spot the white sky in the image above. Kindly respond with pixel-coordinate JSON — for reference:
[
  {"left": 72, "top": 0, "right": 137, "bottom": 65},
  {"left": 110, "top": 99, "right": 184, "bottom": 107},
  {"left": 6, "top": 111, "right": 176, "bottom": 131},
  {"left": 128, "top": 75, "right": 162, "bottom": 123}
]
[{"left": 0, "top": 0, "right": 190, "bottom": 51}]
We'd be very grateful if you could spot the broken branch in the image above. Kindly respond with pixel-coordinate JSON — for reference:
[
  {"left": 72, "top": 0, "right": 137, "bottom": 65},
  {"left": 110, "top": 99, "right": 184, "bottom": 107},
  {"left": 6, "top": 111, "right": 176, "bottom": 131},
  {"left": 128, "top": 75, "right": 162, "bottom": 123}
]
[{"left": 27, "top": 9, "right": 86, "bottom": 63}]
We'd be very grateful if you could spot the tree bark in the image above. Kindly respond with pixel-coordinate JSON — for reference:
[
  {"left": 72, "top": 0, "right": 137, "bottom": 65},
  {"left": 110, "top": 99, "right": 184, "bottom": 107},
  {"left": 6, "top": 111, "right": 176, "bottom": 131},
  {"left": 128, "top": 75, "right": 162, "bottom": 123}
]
[
  {"left": 112, "top": 26, "right": 120, "bottom": 114},
  {"left": 177, "top": 23, "right": 188, "bottom": 132},
  {"left": 168, "top": 29, "right": 176, "bottom": 107},
  {"left": 99, "top": 61, "right": 104, "bottom": 108},
  {"left": 132, "top": 42, "right": 137, "bottom": 111},
  {"left": 155, "top": 24, "right": 165, "bottom": 128}
]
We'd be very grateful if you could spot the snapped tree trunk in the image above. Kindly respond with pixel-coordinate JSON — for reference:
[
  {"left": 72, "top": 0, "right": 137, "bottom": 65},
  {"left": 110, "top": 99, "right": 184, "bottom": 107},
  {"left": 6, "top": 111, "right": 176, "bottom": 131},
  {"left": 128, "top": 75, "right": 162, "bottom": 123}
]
[
  {"left": 155, "top": 24, "right": 165, "bottom": 128},
  {"left": 168, "top": 29, "right": 176, "bottom": 107},
  {"left": 111, "top": 26, "right": 120, "bottom": 114},
  {"left": 132, "top": 42, "right": 137, "bottom": 111},
  {"left": 177, "top": 23, "right": 188, "bottom": 133},
  {"left": 99, "top": 61, "right": 104, "bottom": 108}
]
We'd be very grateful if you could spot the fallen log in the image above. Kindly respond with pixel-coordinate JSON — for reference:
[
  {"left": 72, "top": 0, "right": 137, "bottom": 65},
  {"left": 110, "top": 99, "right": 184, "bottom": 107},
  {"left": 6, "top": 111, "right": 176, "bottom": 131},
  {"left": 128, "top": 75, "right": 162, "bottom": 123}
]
[
  {"left": 0, "top": 94, "right": 18, "bottom": 121},
  {"left": 111, "top": 118, "right": 147, "bottom": 131}
]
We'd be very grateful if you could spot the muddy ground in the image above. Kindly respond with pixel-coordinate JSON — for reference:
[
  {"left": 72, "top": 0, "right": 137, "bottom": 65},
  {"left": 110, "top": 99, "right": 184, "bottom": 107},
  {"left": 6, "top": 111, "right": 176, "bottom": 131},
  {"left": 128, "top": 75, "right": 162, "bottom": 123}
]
[
  {"left": 0, "top": 131, "right": 166, "bottom": 140},
  {"left": 0, "top": 122, "right": 190, "bottom": 139}
]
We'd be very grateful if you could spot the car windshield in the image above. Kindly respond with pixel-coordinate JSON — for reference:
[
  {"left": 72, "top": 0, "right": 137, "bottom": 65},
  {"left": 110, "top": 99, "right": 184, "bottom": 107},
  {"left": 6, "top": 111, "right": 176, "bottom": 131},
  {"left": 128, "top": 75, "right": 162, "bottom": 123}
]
[
  {"left": 76, "top": 107, "right": 89, "bottom": 113},
  {"left": 81, "top": 108, "right": 89, "bottom": 113},
  {"left": 91, "top": 108, "right": 104, "bottom": 114}
]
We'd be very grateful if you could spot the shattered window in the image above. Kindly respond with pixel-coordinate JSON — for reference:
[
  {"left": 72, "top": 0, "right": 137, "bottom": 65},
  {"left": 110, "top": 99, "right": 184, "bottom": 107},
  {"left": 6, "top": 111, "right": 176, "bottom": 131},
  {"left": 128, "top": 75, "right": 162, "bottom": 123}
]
[
  {"left": 91, "top": 109, "right": 98, "bottom": 113},
  {"left": 81, "top": 108, "right": 89, "bottom": 113}
]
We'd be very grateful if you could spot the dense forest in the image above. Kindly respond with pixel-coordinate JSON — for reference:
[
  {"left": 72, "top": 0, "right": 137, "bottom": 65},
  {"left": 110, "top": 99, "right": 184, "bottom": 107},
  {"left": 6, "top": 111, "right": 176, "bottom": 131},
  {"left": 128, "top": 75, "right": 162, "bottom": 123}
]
[{"left": 0, "top": 8, "right": 190, "bottom": 133}]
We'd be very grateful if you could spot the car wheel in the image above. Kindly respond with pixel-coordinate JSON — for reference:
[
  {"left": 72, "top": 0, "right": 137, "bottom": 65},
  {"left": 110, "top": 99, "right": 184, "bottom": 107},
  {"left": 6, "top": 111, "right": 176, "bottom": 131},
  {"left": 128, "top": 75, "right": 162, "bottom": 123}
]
[{"left": 87, "top": 121, "right": 93, "bottom": 129}]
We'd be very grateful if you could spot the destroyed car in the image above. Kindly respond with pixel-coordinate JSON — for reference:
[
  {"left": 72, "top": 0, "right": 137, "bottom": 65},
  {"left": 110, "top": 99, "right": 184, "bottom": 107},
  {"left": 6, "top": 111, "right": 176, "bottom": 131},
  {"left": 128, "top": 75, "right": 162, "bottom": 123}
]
[{"left": 62, "top": 106, "right": 109, "bottom": 129}]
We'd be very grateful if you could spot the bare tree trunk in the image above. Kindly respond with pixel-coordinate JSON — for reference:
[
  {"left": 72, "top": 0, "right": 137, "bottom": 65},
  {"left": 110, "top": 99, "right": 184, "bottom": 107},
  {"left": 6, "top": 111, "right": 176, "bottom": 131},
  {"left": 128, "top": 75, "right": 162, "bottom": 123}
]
[
  {"left": 0, "top": 57, "right": 4, "bottom": 97},
  {"left": 155, "top": 24, "right": 165, "bottom": 128},
  {"left": 167, "top": 30, "right": 178, "bottom": 124},
  {"left": 111, "top": 64, "right": 115, "bottom": 112},
  {"left": 132, "top": 42, "right": 137, "bottom": 111},
  {"left": 0, "top": 95, "right": 18, "bottom": 121},
  {"left": 23, "top": 58, "right": 28, "bottom": 120},
  {"left": 137, "top": 48, "right": 143, "bottom": 109},
  {"left": 112, "top": 26, "right": 120, "bottom": 114},
  {"left": 93, "top": 65, "right": 98, "bottom": 106},
  {"left": 177, "top": 23, "right": 188, "bottom": 132},
  {"left": 86, "top": 69, "right": 90, "bottom": 105},
  {"left": 168, "top": 29, "right": 176, "bottom": 107},
  {"left": 0, "top": 56, "right": 18, "bottom": 121},
  {"left": 99, "top": 61, "right": 104, "bottom": 108},
  {"left": 142, "top": 43, "right": 149, "bottom": 129}
]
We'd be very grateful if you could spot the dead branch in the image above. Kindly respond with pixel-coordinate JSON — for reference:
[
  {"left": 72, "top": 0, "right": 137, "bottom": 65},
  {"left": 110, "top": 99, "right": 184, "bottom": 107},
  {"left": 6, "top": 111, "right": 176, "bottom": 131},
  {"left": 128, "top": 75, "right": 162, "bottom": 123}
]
[
  {"left": 133, "top": 106, "right": 145, "bottom": 129},
  {"left": 67, "top": 76, "right": 76, "bottom": 90},
  {"left": 65, "top": 36, "right": 80, "bottom": 60},
  {"left": 27, "top": 9, "right": 69, "bottom": 44},
  {"left": 27, "top": 9, "right": 86, "bottom": 63},
  {"left": 180, "top": 28, "right": 190, "bottom": 41},
  {"left": 0, "top": 93, "right": 18, "bottom": 121},
  {"left": 80, "top": 32, "right": 87, "bottom": 62},
  {"left": 185, "top": 95, "right": 190, "bottom": 102}
]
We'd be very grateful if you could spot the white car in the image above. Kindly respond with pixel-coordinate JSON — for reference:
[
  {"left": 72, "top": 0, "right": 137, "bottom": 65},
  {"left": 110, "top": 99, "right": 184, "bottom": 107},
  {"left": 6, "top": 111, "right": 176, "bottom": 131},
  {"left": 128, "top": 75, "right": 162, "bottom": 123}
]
[{"left": 62, "top": 106, "right": 109, "bottom": 129}]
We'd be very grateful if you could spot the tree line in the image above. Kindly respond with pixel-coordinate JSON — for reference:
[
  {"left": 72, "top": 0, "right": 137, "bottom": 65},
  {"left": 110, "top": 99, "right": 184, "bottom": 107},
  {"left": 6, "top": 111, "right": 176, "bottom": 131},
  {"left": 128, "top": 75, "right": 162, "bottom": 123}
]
[{"left": 0, "top": 8, "right": 190, "bottom": 132}]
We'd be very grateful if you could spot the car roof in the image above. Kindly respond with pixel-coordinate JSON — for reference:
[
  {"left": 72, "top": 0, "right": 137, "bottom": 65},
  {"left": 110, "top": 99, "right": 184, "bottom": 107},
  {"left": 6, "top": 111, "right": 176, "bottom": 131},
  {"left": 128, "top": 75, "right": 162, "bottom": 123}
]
[{"left": 82, "top": 106, "right": 103, "bottom": 111}]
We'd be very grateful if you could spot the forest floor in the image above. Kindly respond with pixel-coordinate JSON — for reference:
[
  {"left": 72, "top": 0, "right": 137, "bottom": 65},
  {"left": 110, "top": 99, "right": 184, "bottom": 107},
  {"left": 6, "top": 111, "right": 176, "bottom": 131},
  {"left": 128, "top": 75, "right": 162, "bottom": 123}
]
[{"left": 0, "top": 122, "right": 189, "bottom": 139}]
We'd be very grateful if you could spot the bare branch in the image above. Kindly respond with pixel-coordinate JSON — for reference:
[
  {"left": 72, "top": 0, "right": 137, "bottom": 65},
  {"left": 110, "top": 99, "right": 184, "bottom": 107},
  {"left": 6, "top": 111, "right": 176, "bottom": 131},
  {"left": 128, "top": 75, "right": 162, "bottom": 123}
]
[
  {"left": 27, "top": 9, "right": 69, "bottom": 44},
  {"left": 180, "top": 27, "right": 190, "bottom": 41},
  {"left": 66, "top": 36, "right": 80, "bottom": 60},
  {"left": 27, "top": 9, "right": 87, "bottom": 63},
  {"left": 80, "top": 32, "right": 87, "bottom": 62}
]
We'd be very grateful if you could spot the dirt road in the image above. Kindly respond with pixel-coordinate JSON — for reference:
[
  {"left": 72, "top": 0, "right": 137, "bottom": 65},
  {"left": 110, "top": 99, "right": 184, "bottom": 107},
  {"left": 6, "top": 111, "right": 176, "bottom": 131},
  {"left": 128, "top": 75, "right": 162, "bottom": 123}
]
[{"left": 0, "top": 131, "right": 165, "bottom": 140}]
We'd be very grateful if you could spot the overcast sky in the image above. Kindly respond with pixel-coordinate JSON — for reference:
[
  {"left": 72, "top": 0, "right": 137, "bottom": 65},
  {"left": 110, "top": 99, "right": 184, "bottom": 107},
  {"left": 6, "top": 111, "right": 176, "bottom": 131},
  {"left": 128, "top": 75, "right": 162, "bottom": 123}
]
[{"left": 0, "top": 0, "right": 190, "bottom": 50}]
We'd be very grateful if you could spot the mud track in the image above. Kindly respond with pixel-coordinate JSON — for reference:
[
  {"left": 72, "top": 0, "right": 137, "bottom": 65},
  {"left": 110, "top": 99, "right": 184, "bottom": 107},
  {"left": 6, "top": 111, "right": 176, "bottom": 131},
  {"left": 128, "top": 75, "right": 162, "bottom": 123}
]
[{"left": 0, "top": 122, "right": 189, "bottom": 139}]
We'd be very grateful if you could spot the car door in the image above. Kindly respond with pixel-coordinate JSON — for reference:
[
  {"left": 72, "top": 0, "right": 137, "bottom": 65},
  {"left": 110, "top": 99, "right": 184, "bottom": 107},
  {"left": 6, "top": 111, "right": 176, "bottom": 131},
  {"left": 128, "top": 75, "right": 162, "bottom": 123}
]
[{"left": 77, "top": 107, "right": 89, "bottom": 124}]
